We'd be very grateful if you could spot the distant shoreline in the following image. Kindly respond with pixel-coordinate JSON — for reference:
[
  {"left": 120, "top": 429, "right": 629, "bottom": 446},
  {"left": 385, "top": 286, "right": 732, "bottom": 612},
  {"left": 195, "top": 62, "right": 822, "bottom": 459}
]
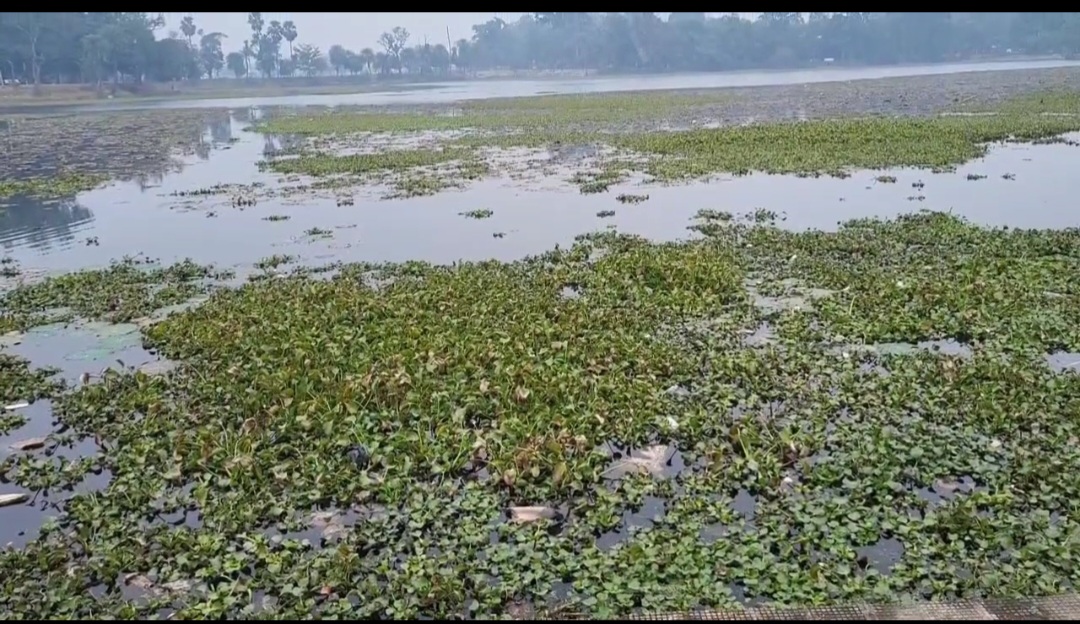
[{"left": 0, "top": 54, "right": 1069, "bottom": 113}]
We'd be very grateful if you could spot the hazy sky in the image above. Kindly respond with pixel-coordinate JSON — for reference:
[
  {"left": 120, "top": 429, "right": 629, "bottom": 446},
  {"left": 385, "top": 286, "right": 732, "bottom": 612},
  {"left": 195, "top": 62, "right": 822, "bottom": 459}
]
[{"left": 162, "top": 13, "right": 757, "bottom": 54}]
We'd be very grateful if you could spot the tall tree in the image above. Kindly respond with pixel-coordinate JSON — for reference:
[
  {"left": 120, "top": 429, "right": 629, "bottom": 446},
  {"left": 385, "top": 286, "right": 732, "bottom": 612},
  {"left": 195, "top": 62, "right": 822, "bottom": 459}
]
[
  {"left": 199, "top": 32, "right": 226, "bottom": 78},
  {"left": 179, "top": 16, "right": 196, "bottom": 48},
  {"left": 226, "top": 50, "right": 246, "bottom": 78},
  {"left": 282, "top": 20, "right": 298, "bottom": 59}
]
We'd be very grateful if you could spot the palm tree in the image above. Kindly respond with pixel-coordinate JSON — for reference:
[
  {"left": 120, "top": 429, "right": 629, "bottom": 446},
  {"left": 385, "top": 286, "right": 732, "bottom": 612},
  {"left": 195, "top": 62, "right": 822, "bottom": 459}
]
[
  {"left": 241, "top": 39, "right": 255, "bottom": 75},
  {"left": 282, "top": 21, "right": 298, "bottom": 58},
  {"left": 180, "top": 16, "right": 197, "bottom": 48}
]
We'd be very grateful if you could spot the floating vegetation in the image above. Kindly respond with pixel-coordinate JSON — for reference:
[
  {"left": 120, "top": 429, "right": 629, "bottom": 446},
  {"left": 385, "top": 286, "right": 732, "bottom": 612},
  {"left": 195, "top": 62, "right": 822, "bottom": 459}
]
[
  {"left": 0, "top": 258, "right": 230, "bottom": 332},
  {"left": 7, "top": 73, "right": 1080, "bottom": 620},
  {"left": 257, "top": 91, "right": 732, "bottom": 136},
  {"left": 0, "top": 257, "right": 18, "bottom": 278},
  {"left": 263, "top": 214, "right": 291, "bottom": 222},
  {"left": 2, "top": 211, "right": 1080, "bottom": 618},
  {"left": 171, "top": 185, "right": 234, "bottom": 197},
  {"left": 596, "top": 209, "right": 616, "bottom": 218},
  {"left": 460, "top": 209, "right": 494, "bottom": 220},
  {"left": 244, "top": 89, "right": 1080, "bottom": 202},
  {"left": 570, "top": 167, "right": 629, "bottom": 194},
  {"left": 616, "top": 193, "right": 650, "bottom": 204},
  {"left": 966, "top": 173, "right": 988, "bottom": 181},
  {"left": 1, "top": 109, "right": 232, "bottom": 198},
  {"left": 0, "top": 172, "right": 109, "bottom": 200},
  {"left": 260, "top": 147, "right": 476, "bottom": 177},
  {"left": 254, "top": 254, "right": 296, "bottom": 271}
]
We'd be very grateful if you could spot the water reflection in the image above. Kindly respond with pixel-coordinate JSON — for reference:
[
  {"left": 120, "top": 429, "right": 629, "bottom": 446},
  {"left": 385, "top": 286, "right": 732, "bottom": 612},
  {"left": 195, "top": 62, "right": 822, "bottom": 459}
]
[
  {"left": 194, "top": 116, "right": 236, "bottom": 161},
  {"left": 0, "top": 113, "right": 240, "bottom": 256},
  {"left": 0, "top": 109, "right": 231, "bottom": 183},
  {"left": 2, "top": 113, "right": 1079, "bottom": 273},
  {"left": 0, "top": 196, "right": 93, "bottom": 255}
]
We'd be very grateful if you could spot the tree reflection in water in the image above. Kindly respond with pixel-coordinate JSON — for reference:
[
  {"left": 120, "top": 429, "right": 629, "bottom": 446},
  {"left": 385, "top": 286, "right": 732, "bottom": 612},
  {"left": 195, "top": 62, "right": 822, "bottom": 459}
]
[
  {"left": 0, "top": 195, "right": 93, "bottom": 254},
  {"left": 0, "top": 112, "right": 241, "bottom": 252}
]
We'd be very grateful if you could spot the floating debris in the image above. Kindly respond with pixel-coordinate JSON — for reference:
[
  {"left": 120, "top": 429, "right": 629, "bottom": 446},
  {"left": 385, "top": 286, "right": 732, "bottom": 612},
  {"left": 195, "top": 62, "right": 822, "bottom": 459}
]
[{"left": 0, "top": 493, "right": 29, "bottom": 508}]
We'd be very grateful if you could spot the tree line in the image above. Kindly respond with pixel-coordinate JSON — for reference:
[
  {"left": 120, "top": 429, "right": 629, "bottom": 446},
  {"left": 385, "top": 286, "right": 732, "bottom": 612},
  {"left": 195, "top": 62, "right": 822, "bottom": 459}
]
[{"left": 0, "top": 12, "right": 1078, "bottom": 90}]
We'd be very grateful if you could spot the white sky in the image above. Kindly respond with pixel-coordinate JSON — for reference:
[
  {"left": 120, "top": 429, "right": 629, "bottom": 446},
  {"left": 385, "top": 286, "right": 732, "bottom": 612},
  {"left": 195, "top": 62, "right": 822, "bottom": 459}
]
[{"left": 163, "top": 13, "right": 761, "bottom": 54}]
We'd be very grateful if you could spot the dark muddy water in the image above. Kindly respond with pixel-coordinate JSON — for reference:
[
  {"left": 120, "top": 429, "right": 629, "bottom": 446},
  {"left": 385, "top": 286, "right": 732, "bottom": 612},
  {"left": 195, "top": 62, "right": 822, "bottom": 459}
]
[{"left": 33, "top": 59, "right": 1080, "bottom": 114}]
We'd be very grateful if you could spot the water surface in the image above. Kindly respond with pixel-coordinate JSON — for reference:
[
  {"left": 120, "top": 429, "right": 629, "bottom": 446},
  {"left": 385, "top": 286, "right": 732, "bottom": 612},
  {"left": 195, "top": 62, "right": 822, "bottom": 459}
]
[
  {"left": 35, "top": 59, "right": 1080, "bottom": 114},
  {"left": 1, "top": 116, "right": 1076, "bottom": 275}
]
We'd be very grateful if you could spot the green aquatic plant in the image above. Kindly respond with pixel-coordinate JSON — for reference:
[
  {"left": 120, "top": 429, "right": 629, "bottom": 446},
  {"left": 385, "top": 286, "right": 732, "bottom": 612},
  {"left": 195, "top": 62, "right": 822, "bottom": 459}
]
[
  {"left": 250, "top": 89, "right": 1080, "bottom": 200},
  {"left": 616, "top": 193, "right": 650, "bottom": 204},
  {"left": 7, "top": 78, "right": 1080, "bottom": 618},
  {"left": 4, "top": 212, "right": 1080, "bottom": 618},
  {"left": 2, "top": 110, "right": 231, "bottom": 194},
  {"left": 460, "top": 209, "right": 493, "bottom": 219},
  {"left": 254, "top": 255, "right": 296, "bottom": 271},
  {"left": 617, "top": 113, "right": 1080, "bottom": 181},
  {"left": 0, "top": 258, "right": 231, "bottom": 332},
  {"left": 0, "top": 353, "right": 64, "bottom": 406},
  {"left": 257, "top": 91, "right": 732, "bottom": 135},
  {"left": 262, "top": 147, "right": 476, "bottom": 177},
  {"left": 0, "top": 172, "right": 109, "bottom": 199}
]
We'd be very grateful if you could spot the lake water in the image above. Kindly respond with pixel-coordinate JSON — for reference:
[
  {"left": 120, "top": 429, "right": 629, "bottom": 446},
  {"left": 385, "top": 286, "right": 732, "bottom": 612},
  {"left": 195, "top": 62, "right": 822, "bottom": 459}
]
[
  {"left": 0, "top": 110, "right": 1077, "bottom": 276},
  {"left": 48, "top": 59, "right": 1080, "bottom": 113},
  {"left": 1, "top": 61, "right": 1080, "bottom": 546}
]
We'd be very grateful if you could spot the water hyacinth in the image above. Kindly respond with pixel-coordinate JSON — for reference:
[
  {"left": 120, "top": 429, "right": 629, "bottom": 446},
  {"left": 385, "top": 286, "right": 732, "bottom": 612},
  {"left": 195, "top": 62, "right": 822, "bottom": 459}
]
[{"left": 1, "top": 69, "right": 1080, "bottom": 619}]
